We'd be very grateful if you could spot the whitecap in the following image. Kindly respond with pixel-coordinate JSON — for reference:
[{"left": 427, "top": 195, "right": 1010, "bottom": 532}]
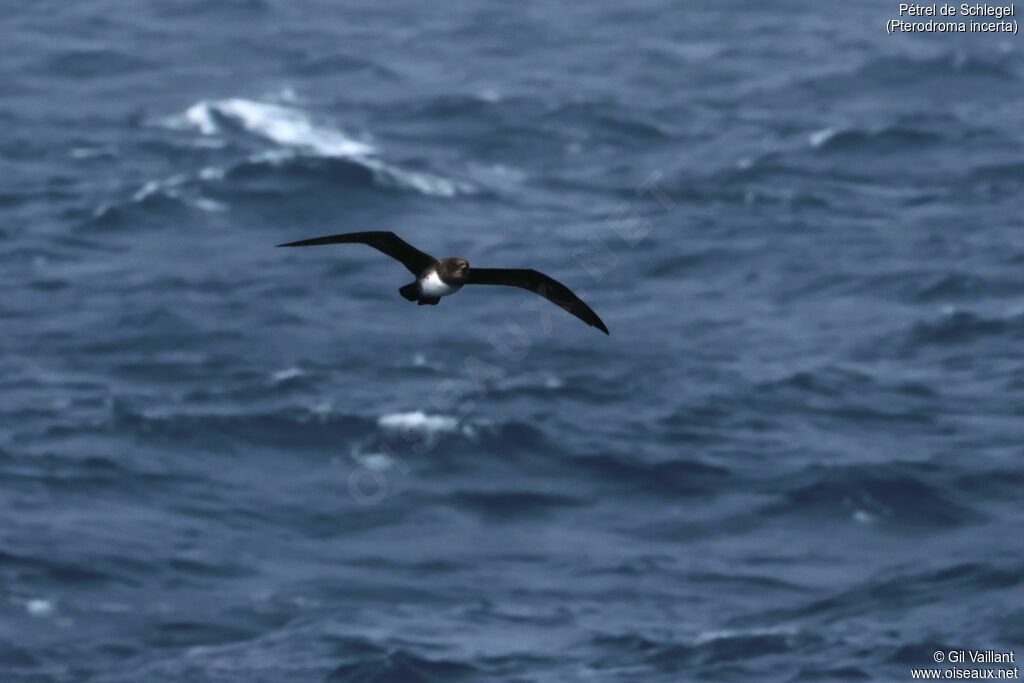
[
  {"left": 354, "top": 452, "right": 395, "bottom": 471},
  {"left": 361, "top": 158, "right": 473, "bottom": 198},
  {"left": 271, "top": 367, "right": 304, "bottom": 383},
  {"left": 809, "top": 126, "right": 841, "bottom": 148},
  {"left": 181, "top": 101, "right": 218, "bottom": 135},
  {"left": 181, "top": 98, "right": 374, "bottom": 158},
  {"left": 190, "top": 198, "right": 226, "bottom": 213},
  {"left": 853, "top": 509, "right": 877, "bottom": 524},
  {"left": 26, "top": 598, "right": 55, "bottom": 617},
  {"left": 132, "top": 180, "right": 164, "bottom": 202},
  {"left": 91, "top": 172, "right": 227, "bottom": 222},
  {"left": 159, "top": 97, "right": 474, "bottom": 198},
  {"left": 377, "top": 411, "right": 459, "bottom": 435},
  {"left": 468, "top": 162, "right": 527, "bottom": 191},
  {"left": 131, "top": 174, "right": 187, "bottom": 202},
  {"left": 694, "top": 625, "right": 798, "bottom": 645},
  {"left": 198, "top": 166, "right": 225, "bottom": 181}
]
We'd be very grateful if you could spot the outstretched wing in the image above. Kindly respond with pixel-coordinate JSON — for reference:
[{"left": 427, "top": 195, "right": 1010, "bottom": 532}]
[
  {"left": 466, "top": 268, "right": 609, "bottom": 334},
  {"left": 277, "top": 231, "right": 435, "bottom": 276}
]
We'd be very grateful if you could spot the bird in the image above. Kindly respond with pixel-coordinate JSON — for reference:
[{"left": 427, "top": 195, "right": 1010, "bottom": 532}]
[{"left": 277, "top": 231, "right": 608, "bottom": 334}]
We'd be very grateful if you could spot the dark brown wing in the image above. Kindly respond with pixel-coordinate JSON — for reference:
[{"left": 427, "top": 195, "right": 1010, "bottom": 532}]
[
  {"left": 277, "top": 231, "right": 435, "bottom": 276},
  {"left": 466, "top": 268, "right": 609, "bottom": 335}
]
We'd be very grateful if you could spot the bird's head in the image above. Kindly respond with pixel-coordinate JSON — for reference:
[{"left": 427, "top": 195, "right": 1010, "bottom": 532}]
[{"left": 441, "top": 257, "right": 470, "bottom": 283}]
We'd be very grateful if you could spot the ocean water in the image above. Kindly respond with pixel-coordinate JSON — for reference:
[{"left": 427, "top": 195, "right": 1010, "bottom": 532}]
[{"left": 2, "top": 1, "right": 1023, "bottom": 681}]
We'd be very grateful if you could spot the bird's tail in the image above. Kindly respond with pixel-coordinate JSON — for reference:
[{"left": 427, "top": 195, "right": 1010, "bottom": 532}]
[{"left": 398, "top": 282, "right": 419, "bottom": 302}]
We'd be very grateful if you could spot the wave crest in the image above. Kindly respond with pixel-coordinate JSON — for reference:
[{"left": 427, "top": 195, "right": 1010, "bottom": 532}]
[{"left": 159, "top": 97, "right": 473, "bottom": 199}]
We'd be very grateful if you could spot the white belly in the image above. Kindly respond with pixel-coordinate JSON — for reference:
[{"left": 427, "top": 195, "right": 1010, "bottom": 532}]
[{"left": 420, "top": 271, "right": 461, "bottom": 298}]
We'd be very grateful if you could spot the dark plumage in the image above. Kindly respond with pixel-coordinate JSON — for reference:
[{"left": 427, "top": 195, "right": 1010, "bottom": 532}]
[{"left": 277, "top": 231, "right": 609, "bottom": 334}]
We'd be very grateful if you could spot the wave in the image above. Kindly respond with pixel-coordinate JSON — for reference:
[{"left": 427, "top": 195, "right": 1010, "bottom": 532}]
[
  {"left": 217, "top": 148, "right": 472, "bottom": 198},
  {"left": 763, "top": 462, "right": 982, "bottom": 529},
  {"left": 377, "top": 411, "right": 460, "bottom": 436},
  {"left": 178, "top": 98, "right": 374, "bottom": 158},
  {"left": 157, "top": 97, "right": 474, "bottom": 198},
  {"left": 793, "top": 115, "right": 976, "bottom": 188},
  {"left": 650, "top": 158, "right": 847, "bottom": 210},
  {"left": 153, "top": 0, "right": 270, "bottom": 18},
  {"left": 591, "top": 626, "right": 826, "bottom": 671},
  {"left": 0, "top": 545, "right": 135, "bottom": 587},
  {"left": 650, "top": 107, "right": 1009, "bottom": 213},
  {"left": 86, "top": 173, "right": 227, "bottom": 230},
  {"left": 574, "top": 452, "right": 731, "bottom": 496},
  {"left": 406, "top": 92, "right": 672, "bottom": 141},
  {"left": 807, "top": 124, "right": 944, "bottom": 152},
  {"left": 85, "top": 96, "right": 477, "bottom": 229},
  {"left": 327, "top": 648, "right": 479, "bottom": 682},
  {"left": 969, "top": 161, "right": 1024, "bottom": 183},
  {"left": 786, "top": 562, "right": 1023, "bottom": 623},
  {"left": 796, "top": 52, "right": 1018, "bottom": 105},
  {"left": 911, "top": 271, "right": 1023, "bottom": 302},
  {"left": 297, "top": 52, "right": 398, "bottom": 79},
  {"left": 445, "top": 489, "right": 588, "bottom": 519},
  {"left": 962, "top": 161, "right": 1024, "bottom": 196},
  {"left": 44, "top": 48, "right": 151, "bottom": 79},
  {"left": 854, "top": 51, "right": 1018, "bottom": 84},
  {"left": 0, "top": 449, "right": 194, "bottom": 499},
  {"left": 901, "top": 308, "right": 1024, "bottom": 350},
  {"left": 98, "top": 404, "right": 543, "bottom": 457}
]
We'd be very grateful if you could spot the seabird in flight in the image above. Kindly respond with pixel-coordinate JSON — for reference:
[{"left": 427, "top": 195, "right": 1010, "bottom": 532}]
[{"left": 277, "top": 231, "right": 608, "bottom": 334}]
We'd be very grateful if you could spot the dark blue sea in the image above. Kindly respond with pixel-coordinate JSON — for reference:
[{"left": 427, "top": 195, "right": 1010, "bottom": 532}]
[{"left": 3, "top": 1, "right": 1023, "bottom": 681}]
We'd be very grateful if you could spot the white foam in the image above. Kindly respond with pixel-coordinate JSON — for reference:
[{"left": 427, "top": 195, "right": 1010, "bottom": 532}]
[
  {"left": 162, "top": 97, "right": 473, "bottom": 198},
  {"left": 377, "top": 411, "right": 459, "bottom": 435},
  {"left": 809, "top": 126, "right": 840, "bottom": 148},
  {"left": 27, "top": 599, "right": 55, "bottom": 617},
  {"left": 361, "top": 157, "right": 472, "bottom": 198},
  {"left": 357, "top": 453, "right": 395, "bottom": 471},
  {"left": 123, "top": 174, "right": 224, "bottom": 214},
  {"left": 191, "top": 197, "right": 227, "bottom": 213},
  {"left": 130, "top": 174, "right": 190, "bottom": 202},
  {"left": 182, "top": 98, "right": 373, "bottom": 158},
  {"left": 694, "top": 625, "right": 797, "bottom": 645},
  {"left": 182, "top": 101, "right": 218, "bottom": 135},
  {"left": 248, "top": 148, "right": 297, "bottom": 165},
  {"left": 382, "top": 168, "right": 468, "bottom": 198},
  {"left": 853, "top": 509, "right": 877, "bottom": 524},
  {"left": 271, "top": 367, "right": 304, "bottom": 383},
  {"left": 132, "top": 180, "right": 165, "bottom": 202},
  {"left": 199, "top": 166, "right": 225, "bottom": 181}
]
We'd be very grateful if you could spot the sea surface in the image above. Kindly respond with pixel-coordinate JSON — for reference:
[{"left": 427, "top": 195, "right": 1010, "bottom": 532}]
[{"left": 2, "top": 1, "right": 1023, "bottom": 681}]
